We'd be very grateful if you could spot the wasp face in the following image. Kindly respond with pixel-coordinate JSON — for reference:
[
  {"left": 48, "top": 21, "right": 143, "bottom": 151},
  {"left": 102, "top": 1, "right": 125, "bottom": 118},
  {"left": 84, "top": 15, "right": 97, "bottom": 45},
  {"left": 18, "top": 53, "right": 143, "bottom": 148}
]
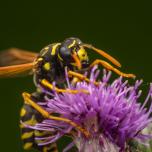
[
  {"left": 58, "top": 37, "right": 89, "bottom": 70},
  {"left": 76, "top": 46, "right": 89, "bottom": 68}
]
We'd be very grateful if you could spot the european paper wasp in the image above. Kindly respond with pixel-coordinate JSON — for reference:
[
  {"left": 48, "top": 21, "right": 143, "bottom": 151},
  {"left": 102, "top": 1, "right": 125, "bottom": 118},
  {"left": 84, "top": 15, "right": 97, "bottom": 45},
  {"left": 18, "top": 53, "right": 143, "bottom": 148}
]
[{"left": 0, "top": 37, "right": 135, "bottom": 152}]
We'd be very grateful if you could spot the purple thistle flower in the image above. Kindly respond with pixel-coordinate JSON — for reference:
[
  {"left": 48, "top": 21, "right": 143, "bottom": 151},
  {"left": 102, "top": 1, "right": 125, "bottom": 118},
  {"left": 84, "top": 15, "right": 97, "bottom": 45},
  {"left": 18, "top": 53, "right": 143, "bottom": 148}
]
[{"left": 32, "top": 67, "right": 152, "bottom": 152}]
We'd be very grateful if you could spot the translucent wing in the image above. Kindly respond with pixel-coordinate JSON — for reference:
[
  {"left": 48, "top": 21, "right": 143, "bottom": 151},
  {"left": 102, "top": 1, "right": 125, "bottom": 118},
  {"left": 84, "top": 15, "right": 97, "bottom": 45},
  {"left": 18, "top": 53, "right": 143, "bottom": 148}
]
[
  {"left": 0, "top": 63, "right": 34, "bottom": 78},
  {"left": 0, "top": 48, "right": 38, "bottom": 77},
  {"left": 0, "top": 48, "right": 38, "bottom": 66}
]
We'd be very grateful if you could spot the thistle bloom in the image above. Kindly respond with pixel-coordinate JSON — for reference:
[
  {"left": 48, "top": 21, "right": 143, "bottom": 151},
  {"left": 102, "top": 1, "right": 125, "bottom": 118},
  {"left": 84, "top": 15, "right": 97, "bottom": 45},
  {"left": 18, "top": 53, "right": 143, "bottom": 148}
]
[{"left": 32, "top": 67, "right": 152, "bottom": 152}]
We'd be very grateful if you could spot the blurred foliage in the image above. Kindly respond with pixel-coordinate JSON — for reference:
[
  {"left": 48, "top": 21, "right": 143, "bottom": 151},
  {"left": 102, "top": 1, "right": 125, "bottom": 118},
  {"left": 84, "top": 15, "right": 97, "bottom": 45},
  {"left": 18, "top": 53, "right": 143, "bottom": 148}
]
[
  {"left": 127, "top": 140, "right": 152, "bottom": 152},
  {"left": 0, "top": 0, "right": 152, "bottom": 152}
]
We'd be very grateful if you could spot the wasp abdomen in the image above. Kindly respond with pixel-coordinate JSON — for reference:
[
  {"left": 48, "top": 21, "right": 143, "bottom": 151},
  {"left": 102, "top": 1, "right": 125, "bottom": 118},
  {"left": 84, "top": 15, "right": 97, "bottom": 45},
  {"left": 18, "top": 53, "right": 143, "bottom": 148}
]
[{"left": 20, "top": 96, "right": 58, "bottom": 152}]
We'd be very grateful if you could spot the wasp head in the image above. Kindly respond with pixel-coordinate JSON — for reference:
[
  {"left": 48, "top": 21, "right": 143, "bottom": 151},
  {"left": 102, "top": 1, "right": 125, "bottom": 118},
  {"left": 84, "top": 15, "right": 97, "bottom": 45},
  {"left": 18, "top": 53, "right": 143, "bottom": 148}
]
[{"left": 58, "top": 37, "right": 89, "bottom": 70}]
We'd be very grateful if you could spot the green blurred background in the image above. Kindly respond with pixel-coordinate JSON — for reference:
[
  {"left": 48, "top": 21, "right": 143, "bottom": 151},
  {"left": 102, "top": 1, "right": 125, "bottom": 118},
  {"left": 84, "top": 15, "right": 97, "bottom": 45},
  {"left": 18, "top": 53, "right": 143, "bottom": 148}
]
[{"left": 0, "top": 0, "right": 151, "bottom": 152}]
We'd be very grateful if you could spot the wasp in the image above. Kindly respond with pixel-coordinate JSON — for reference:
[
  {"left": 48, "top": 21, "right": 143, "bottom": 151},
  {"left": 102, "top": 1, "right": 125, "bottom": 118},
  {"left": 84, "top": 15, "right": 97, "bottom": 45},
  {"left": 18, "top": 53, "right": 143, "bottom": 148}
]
[{"left": 0, "top": 37, "right": 135, "bottom": 152}]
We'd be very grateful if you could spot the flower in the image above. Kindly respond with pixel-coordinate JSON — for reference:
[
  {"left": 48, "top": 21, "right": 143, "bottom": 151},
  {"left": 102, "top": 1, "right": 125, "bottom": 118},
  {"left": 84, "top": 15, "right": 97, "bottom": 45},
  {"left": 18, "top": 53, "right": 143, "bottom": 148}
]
[{"left": 31, "top": 67, "right": 152, "bottom": 152}]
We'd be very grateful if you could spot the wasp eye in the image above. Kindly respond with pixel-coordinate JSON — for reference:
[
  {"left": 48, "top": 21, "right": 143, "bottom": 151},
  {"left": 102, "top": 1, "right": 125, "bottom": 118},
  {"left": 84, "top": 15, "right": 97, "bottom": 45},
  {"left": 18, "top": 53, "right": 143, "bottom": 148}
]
[
  {"left": 58, "top": 46, "right": 73, "bottom": 63},
  {"left": 60, "top": 46, "right": 70, "bottom": 57}
]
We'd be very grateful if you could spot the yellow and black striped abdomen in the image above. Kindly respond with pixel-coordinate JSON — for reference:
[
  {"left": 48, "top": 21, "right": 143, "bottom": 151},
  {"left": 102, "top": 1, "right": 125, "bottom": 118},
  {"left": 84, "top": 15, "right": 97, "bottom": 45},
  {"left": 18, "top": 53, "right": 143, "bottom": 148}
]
[
  {"left": 20, "top": 103, "right": 42, "bottom": 150},
  {"left": 20, "top": 102, "right": 58, "bottom": 152}
]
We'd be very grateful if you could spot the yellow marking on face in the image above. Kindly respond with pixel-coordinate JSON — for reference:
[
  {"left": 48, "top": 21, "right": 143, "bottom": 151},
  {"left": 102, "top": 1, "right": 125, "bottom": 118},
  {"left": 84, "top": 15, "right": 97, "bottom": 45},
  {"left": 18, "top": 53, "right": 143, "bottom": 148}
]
[
  {"left": 20, "top": 108, "right": 26, "bottom": 117},
  {"left": 23, "top": 142, "right": 33, "bottom": 150},
  {"left": 51, "top": 43, "right": 60, "bottom": 55},
  {"left": 68, "top": 40, "right": 76, "bottom": 48},
  {"left": 43, "top": 62, "right": 51, "bottom": 71},
  {"left": 21, "top": 132, "right": 33, "bottom": 140},
  {"left": 77, "top": 47, "right": 88, "bottom": 61}
]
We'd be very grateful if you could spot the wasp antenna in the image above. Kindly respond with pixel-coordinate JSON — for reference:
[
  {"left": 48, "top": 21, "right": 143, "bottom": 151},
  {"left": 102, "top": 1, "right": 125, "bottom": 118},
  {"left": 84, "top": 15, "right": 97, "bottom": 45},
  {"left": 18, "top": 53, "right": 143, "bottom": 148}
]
[
  {"left": 0, "top": 63, "right": 34, "bottom": 78},
  {"left": 82, "top": 44, "right": 122, "bottom": 68}
]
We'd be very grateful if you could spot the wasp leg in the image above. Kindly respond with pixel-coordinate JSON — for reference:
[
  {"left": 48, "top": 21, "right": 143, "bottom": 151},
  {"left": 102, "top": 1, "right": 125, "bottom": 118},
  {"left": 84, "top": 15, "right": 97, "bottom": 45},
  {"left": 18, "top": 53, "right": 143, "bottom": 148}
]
[
  {"left": 68, "top": 70, "right": 99, "bottom": 85},
  {"left": 22, "top": 92, "right": 90, "bottom": 138},
  {"left": 40, "top": 79, "right": 89, "bottom": 94},
  {"left": 90, "top": 59, "right": 136, "bottom": 78}
]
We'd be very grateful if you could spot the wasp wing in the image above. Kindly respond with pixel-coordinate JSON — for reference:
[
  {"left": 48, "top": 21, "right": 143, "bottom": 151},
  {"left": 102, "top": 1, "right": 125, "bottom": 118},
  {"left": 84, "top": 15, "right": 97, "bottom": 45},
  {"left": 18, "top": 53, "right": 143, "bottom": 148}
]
[
  {"left": 0, "top": 48, "right": 38, "bottom": 66},
  {"left": 0, "top": 63, "right": 34, "bottom": 78},
  {"left": 0, "top": 48, "right": 38, "bottom": 77}
]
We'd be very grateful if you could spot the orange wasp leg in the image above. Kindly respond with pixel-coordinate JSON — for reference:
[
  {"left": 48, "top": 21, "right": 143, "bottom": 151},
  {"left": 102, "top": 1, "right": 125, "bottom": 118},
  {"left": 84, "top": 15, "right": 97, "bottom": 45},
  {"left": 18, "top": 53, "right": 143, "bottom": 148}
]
[
  {"left": 22, "top": 92, "right": 90, "bottom": 138},
  {"left": 68, "top": 70, "right": 99, "bottom": 86},
  {"left": 40, "top": 79, "right": 89, "bottom": 94},
  {"left": 90, "top": 59, "right": 136, "bottom": 78}
]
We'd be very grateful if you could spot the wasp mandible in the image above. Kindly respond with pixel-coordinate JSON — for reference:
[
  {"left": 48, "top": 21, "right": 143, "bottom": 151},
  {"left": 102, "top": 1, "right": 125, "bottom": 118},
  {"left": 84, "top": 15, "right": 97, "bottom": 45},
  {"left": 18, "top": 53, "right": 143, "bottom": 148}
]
[{"left": 0, "top": 37, "right": 135, "bottom": 152}]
